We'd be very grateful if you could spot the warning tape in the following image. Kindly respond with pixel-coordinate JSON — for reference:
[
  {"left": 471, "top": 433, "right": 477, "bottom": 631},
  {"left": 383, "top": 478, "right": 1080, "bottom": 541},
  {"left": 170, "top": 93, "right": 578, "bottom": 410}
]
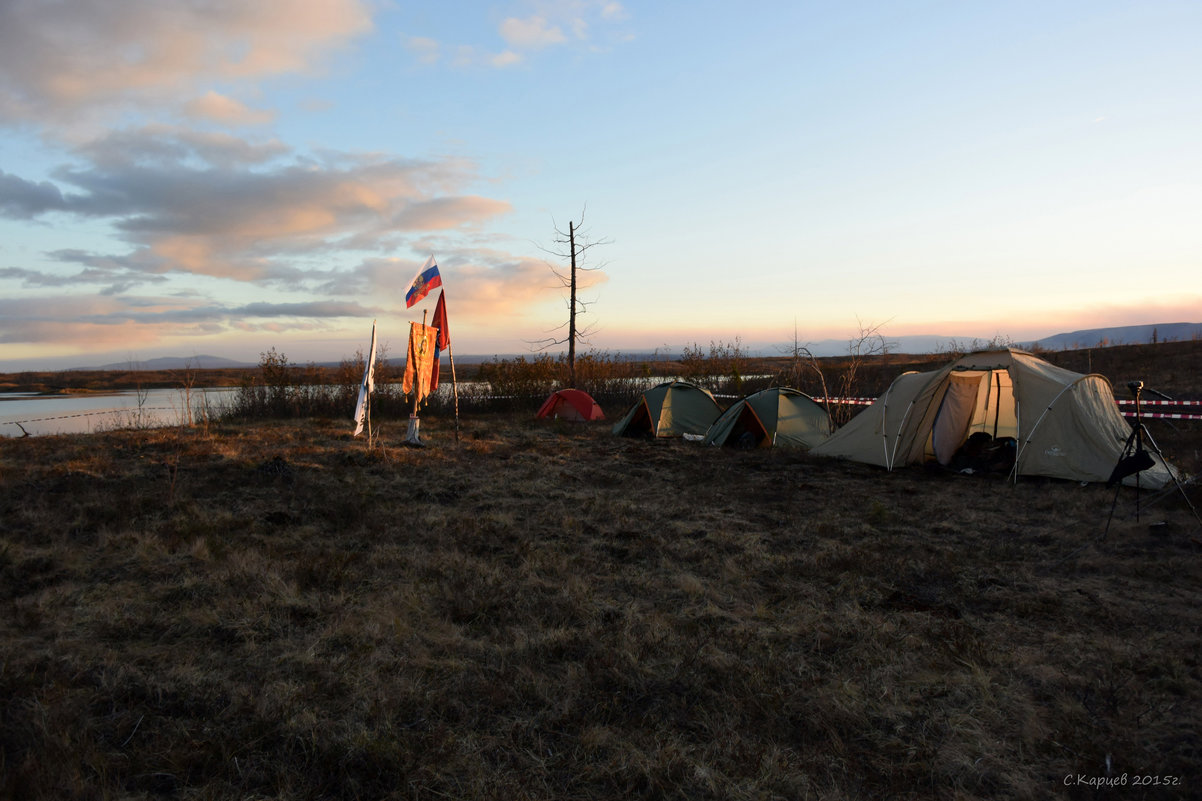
[
  {"left": 1115, "top": 399, "right": 1202, "bottom": 420},
  {"left": 817, "top": 398, "right": 876, "bottom": 406},
  {"left": 818, "top": 398, "right": 1202, "bottom": 421},
  {"left": 1122, "top": 412, "right": 1202, "bottom": 421},
  {"left": 1115, "top": 399, "right": 1197, "bottom": 407}
]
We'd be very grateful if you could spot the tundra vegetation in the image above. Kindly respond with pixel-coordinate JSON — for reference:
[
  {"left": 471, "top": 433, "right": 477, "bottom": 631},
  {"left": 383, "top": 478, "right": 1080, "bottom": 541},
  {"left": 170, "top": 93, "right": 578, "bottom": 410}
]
[{"left": 1, "top": 341, "right": 1200, "bottom": 799}]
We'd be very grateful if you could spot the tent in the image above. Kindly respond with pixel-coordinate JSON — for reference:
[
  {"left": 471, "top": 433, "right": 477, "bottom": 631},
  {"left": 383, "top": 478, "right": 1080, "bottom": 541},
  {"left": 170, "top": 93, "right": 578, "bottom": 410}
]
[
  {"left": 536, "top": 389, "right": 605, "bottom": 422},
  {"left": 612, "top": 381, "right": 722, "bottom": 438},
  {"left": 703, "top": 387, "right": 833, "bottom": 449},
  {"left": 811, "top": 348, "right": 1175, "bottom": 486}
]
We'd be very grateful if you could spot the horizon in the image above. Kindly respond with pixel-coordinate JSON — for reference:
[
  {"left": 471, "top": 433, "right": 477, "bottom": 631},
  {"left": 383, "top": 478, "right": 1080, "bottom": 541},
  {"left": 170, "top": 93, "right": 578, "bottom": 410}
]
[{"left": 2, "top": 2, "right": 1200, "bottom": 370}]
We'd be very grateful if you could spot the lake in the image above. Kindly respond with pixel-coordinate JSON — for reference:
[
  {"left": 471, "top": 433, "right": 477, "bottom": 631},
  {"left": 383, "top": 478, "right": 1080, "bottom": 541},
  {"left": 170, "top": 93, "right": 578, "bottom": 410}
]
[{"left": 0, "top": 387, "right": 239, "bottom": 437}]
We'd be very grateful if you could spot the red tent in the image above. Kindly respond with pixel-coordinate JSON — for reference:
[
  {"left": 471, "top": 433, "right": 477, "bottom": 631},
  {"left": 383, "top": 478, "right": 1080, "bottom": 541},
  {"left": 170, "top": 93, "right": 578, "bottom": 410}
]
[{"left": 536, "top": 389, "right": 605, "bottom": 422}]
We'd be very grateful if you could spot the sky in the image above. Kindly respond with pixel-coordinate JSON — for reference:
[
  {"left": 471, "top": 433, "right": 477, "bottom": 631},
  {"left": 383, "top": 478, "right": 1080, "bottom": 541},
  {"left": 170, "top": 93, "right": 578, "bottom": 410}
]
[{"left": 1, "top": 0, "right": 1200, "bottom": 370}]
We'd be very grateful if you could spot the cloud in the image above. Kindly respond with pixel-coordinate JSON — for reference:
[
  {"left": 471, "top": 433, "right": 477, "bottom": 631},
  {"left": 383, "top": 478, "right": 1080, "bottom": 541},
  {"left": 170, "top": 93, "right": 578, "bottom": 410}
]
[
  {"left": 73, "top": 125, "right": 289, "bottom": 169},
  {"left": 499, "top": 16, "right": 567, "bottom": 49},
  {"left": 232, "top": 301, "right": 375, "bottom": 318},
  {"left": 600, "top": 2, "right": 628, "bottom": 21},
  {"left": 0, "top": 293, "right": 378, "bottom": 347},
  {"left": 431, "top": 246, "right": 606, "bottom": 318},
  {"left": 0, "top": 256, "right": 170, "bottom": 295},
  {"left": 406, "top": 36, "right": 441, "bottom": 65},
  {"left": 0, "top": 0, "right": 372, "bottom": 127},
  {"left": 407, "top": 1, "right": 631, "bottom": 70},
  {"left": 183, "top": 91, "right": 276, "bottom": 126},
  {"left": 491, "top": 51, "right": 525, "bottom": 68},
  {"left": 0, "top": 170, "right": 68, "bottom": 217},
  {"left": 309, "top": 245, "right": 589, "bottom": 318},
  {"left": 0, "top": 128, "right": 512, "bottom": 285}
]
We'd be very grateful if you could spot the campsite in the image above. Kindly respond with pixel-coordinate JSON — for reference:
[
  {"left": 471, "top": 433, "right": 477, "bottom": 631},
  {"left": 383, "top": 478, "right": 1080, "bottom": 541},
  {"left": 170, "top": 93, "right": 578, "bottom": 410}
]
[{"left": 1, "top": 340, "right": 1200, "bottom": 799}]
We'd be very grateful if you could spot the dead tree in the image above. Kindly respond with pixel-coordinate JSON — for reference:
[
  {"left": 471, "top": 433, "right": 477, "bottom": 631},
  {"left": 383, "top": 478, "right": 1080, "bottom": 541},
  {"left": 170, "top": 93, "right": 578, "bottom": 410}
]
[{"left": 532, "top": 211, "right": 610, "bottom": 388}]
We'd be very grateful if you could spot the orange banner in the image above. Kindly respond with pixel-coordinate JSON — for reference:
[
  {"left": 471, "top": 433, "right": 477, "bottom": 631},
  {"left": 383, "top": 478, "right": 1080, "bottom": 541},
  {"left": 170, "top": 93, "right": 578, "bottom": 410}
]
[{"left": 403, "top": 322, "right": 439, "bottom": 404}]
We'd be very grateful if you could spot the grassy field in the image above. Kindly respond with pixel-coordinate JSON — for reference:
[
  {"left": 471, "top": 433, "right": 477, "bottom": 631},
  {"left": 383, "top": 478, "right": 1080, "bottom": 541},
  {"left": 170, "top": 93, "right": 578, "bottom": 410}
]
[{"left": 2, "top": 401, "right": 1200, "bottom": 798}]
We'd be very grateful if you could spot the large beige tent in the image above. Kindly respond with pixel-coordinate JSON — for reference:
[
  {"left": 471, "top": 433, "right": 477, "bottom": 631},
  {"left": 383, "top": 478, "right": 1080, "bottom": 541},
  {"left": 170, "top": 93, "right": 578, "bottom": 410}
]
[
  {"left": 811, "top": 348, "right": 1174, "bottom": 486},
  {"left": 612, "top": 381, "right": 722, "bottom": 438},
  {"left": 703, "top": 387, "right": 833, "bottom": 449}
]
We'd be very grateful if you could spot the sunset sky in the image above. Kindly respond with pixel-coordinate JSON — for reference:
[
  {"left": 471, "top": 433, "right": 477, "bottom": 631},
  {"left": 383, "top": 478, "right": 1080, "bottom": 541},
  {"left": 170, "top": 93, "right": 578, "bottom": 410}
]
[{"left": 2, "top": 1, "right": 1200, "bottom": 370}]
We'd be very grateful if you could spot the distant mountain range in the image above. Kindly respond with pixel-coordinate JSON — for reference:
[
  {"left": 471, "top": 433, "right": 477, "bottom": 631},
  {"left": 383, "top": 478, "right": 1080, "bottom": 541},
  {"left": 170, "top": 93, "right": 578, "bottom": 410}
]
[
  {"left": 779, "top": 322, "right": 1202, "bottom": 357},
  {"left": 62, "top": 322, "right": 1201, "bottom": 370},
  {"left": 1022, "top": 322, "right": 1202, "bottom": 351},
  {"left": 83, "top": 355, "right": 254, "bottom": 371}
]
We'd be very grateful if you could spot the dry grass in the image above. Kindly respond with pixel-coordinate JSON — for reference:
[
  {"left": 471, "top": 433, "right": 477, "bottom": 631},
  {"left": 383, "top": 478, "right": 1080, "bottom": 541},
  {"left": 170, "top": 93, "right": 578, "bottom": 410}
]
[{"left": 2, "top": 412, "right": 1201, "bottom": 800}]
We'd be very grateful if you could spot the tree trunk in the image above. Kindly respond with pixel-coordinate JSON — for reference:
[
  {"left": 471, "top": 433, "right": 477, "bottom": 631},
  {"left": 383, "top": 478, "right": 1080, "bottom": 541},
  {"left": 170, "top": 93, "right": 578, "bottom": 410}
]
[{"left": 568, "top": 220, "right": 577, "bottom": 388}]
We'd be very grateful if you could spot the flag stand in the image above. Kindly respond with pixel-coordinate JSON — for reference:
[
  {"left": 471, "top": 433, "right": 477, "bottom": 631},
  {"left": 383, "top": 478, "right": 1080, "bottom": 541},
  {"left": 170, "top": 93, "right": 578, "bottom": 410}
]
[{"left": 404, "top": 414, "right": 420, "bottom": 446}]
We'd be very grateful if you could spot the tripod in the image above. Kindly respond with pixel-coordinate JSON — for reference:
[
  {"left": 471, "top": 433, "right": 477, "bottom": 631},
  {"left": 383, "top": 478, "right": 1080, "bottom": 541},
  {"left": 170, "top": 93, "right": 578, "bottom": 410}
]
[{"left": 1105, "top": 381, "right": 1201, "bottom": 534}]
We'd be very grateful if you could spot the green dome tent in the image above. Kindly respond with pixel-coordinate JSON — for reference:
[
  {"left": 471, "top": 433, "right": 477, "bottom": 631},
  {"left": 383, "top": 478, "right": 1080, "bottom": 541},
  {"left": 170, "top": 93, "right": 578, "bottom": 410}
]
[
  {"left": 811, "top": 348, "right": 1176, "bottom": 486},
  {"left": 703, "top": 387, "right": 833, "bottom": 448},
  {"left": 612, "top": 381, "right": 722, "bottom": 438}
]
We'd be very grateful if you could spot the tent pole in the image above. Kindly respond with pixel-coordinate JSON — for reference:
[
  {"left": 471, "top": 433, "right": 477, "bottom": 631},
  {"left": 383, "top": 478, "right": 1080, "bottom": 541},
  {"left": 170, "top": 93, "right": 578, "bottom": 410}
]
[
  {"left": 993, "top": 372, "right": 1001, "bottom": 439},
  {"left": 888, "top": 399, "right": 918, "bottom": 471}
]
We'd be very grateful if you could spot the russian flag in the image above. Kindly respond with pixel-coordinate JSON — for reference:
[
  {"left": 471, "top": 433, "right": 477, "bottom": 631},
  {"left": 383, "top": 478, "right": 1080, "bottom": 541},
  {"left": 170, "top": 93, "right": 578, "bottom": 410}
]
[{"left": 405, "top": 255, "right": 442, "bottom": 308}]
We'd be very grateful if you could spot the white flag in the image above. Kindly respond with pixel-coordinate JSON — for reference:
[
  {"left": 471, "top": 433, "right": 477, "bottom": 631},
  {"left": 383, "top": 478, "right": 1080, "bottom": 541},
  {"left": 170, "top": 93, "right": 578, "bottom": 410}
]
[{"left": 352, "top": 321, "right": 377, "bottom": 436}]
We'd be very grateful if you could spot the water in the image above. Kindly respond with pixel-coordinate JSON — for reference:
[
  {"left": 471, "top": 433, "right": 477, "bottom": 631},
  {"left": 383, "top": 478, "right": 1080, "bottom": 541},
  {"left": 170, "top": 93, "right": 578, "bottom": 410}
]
[
  {"left": 0, "top": 375, "right": 772, "bottom": 437},
  {"left": 0, "top": 387, "right": 238, "bottom": 437}
]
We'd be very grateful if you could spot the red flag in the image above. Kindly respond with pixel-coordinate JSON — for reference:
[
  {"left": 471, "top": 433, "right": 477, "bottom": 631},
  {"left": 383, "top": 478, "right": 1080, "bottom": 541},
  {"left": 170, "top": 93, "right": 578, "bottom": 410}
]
[{"left": 430, "top": 290, "right": 450, "bottom": 390}]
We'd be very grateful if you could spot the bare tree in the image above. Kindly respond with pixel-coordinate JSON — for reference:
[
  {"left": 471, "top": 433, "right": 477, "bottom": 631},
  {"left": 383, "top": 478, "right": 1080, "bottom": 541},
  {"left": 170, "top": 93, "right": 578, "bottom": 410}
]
[
  {"left": 833, "top": 319, "right": 895, "bottom": 421},
  {"left": 532, "top": 209, "right": 611, "bottom": 388},
  {"left": 778, "top": 321, "right": 832, "bottom": 423},
  {"left": 779, "top": 318, "right": 895, "bottom": 425}
]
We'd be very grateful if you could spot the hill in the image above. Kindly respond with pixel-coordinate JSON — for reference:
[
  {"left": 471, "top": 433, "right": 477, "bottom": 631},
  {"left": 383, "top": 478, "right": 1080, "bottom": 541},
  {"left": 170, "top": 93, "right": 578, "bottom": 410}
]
[
  {"left": 86, "top": 355, "right": 253, "bottom": 371},
  {"left": 1026, "top": 322, "right": 1202, "bottom": 351}
]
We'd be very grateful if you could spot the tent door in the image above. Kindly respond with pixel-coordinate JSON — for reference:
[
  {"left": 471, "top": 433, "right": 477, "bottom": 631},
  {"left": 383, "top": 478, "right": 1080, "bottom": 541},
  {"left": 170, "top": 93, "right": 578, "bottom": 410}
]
[
  {"left": 929, "top": 369, "right": 1018, "bottom": 465},
  {"left": 931, "top": 373, "right": 984, "bottom": 465}
]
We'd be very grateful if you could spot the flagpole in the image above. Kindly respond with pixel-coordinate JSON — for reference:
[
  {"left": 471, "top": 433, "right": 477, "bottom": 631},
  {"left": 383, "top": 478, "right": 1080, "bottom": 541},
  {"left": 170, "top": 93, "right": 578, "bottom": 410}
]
[
  {"left": 367, "top": 320, "right": 373, "bottom": 447},
  {"left": 413, "top": 309, "right": 427, "bottom": 422},
  {"left": 448, "top": 342, "right": 460, "bottom": 443}
]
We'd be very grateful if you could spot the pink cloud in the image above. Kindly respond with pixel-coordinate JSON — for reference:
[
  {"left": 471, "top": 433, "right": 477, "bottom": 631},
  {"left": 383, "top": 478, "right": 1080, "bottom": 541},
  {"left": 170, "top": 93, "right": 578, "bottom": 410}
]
[
  {"left": 183, "top": 91, "right": 275, "bottom": 126},
  {"left": 0, "top": 0, "right": 372, "bottom": 126}
]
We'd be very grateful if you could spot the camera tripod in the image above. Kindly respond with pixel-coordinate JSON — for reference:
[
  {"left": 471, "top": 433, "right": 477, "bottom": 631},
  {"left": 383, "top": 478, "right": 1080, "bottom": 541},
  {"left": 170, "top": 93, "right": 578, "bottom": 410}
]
[{"left": 1105, "top": 381, "right": 1201, "bottom": 535}]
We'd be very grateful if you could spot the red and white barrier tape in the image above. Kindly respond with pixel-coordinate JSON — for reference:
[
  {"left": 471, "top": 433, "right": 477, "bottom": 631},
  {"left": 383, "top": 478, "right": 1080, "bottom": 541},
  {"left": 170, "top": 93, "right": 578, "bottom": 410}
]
[
  {"left": 818, "top": 397, "right": 1202, "bottom": 421},
  {"left": 1115, "top": 399, "right": 1194, "bottom": 407}
]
